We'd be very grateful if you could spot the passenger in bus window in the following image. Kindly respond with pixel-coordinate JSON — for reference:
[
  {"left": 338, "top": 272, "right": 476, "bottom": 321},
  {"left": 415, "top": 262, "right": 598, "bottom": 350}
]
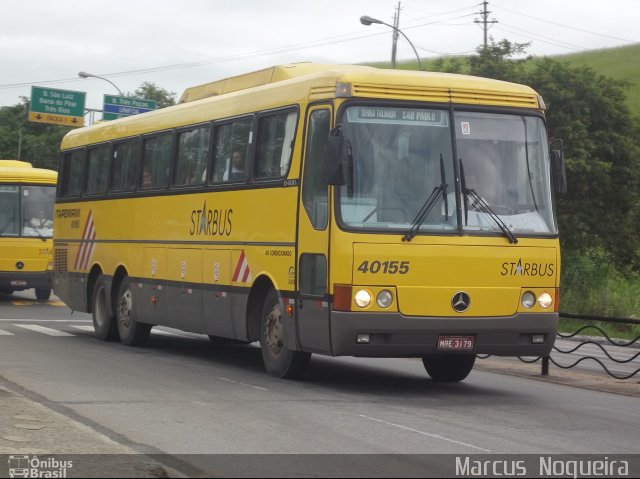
[
  {"left": 223, "top": 150, "right": 246, "bottom": 181},
  {"left": 142, "top": 168, "right": 153, "bottom": 188}
]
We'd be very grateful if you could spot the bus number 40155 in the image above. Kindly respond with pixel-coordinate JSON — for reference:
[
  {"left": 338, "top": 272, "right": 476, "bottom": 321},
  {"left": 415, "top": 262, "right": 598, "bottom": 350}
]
[{"left": 357, "top": 260, "right": 410, "bottom": 275}]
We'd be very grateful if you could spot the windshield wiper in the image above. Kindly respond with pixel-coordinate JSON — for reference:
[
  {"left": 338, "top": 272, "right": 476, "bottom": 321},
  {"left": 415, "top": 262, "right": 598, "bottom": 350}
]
[
  {"left": 459, "top": 158, "right": 518, "bottom": 244},
  {"left": 402, "top": 155, "right": 448, "bottom": 242},
  {"left": 29, "top": 225, "right": 48, "bottom": 242}
]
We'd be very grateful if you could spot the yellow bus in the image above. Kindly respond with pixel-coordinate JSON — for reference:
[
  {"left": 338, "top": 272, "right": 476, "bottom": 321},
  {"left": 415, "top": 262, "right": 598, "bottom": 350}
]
[
  {"left": 53, "top": 64, "right": 566, "bottom": 381},
  {"left": 0, "top": 160, "right": 57, "bottom": 300}
]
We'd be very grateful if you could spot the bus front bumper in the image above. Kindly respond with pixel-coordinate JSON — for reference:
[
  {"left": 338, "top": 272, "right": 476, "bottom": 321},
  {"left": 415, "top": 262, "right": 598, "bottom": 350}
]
[
  {"left": 330, "top": 311, "right": 557, "bottom": 357},
  {"left": 0, "top": 271, "right": 52, "bottom": 292}
]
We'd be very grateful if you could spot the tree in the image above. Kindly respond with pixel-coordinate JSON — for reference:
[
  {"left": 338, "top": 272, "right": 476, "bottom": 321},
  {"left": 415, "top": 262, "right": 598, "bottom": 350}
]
[
  {"left": 527, "top": 59, "right": 640, "bottom": 269},
  {"left": 453, "top": 39, "right": 640, "bottom": 270},
  {"left": 468, "top": 38, "right": 531, "bottom": 82},
  {"left": 0, "top": 99, "right": 71, "bottom": 170},
  {"left": 130, "top": 82, "right": 176, "bottom": 108}
]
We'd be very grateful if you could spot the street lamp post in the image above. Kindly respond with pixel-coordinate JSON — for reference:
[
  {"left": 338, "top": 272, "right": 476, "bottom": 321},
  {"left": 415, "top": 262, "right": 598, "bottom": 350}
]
[
  {"left": 360, "top": 15, "right": 422, "bottom": 71},
  {"left": 78, "top": 71, "right": 124, "bottom": 95}
]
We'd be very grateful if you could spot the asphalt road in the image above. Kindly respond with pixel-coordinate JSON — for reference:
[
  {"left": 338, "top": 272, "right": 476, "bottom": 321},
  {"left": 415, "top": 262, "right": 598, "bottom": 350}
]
[{"left": 1, "top": 290, "right": 639, "bottom": 477}]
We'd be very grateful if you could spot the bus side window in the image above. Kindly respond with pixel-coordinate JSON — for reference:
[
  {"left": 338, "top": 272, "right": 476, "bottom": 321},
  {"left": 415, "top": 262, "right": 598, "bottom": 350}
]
[
  {"left": 60, "top": 150, "right": 85, "bottom": 197},
  {"left": 86, "top": 145, "right": 110, "bottom": 196},
  {"left": 212, "top": 118, "right": 253, "bottom": 184},
  {"left": 111, "top": 140, "right": 140, "bottom": 193},
  {"left": 174, "top": 126, "right": 210, "bottom": 186},
  {"left": 254, "top": 110, "right": 297, "bottom": 180},
  {"left": 141, "top": 133, "right": 173, "bottom": 190}
]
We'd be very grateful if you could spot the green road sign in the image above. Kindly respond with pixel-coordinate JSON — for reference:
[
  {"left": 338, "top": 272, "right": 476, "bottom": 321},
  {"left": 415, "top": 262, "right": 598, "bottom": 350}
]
[
  {"left": 29, "top": 86, "right": 85, "bottom": 127},
  {"left": 102, "top": 95, "right": 157, "bottom": 121}
]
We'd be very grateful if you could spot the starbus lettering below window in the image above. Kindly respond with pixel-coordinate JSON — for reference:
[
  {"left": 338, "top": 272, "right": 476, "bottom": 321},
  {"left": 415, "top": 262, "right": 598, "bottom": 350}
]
[
  {"left": 141, "top": 134, "right": 173, "bottom": 189},
  {"left": 60, "top": 150, "right": 85, "bottom": 197},
  {"left": 175, "top": 126, "right": 210, "bottom": 186},
  {"left": 111, "top": 140, "right": 139, "bottom": 193},
  {"left": 213, "top": 118, "right": 253, "bottom": 183},
  {"left": 86, "top": 145, "right": 110, "bottom": 195},
  {"left": 254, "top": 110, "right": 297, "bottom": 180}
]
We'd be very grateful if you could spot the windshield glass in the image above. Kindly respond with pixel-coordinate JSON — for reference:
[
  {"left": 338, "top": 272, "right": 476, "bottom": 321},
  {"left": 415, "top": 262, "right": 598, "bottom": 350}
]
[
  {"left": 0, "top": 185, "right": 55, "bottom": 237},
  {"left": 456, "top": 112, "right": 556, "bottom": 235},
  {"left": 339, "top": 105, "right": 456, "bottom": 232},
  {"left": 337, "top": 105, "right": 557, "bottom": 237}
]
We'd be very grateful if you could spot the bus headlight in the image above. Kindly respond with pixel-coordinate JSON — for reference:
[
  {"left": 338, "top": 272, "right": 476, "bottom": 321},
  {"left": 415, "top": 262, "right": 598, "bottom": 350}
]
[
  {"left": 376, "top": 290, "right": 393, "bottom": 308},
  {"left": 521, "top": 291, "right": 536, "bottom": 309},
  {"left": 354, "top": 289, "right": 371, "bottom": 308},
  {"left": 538, "top": 292, "right": 553, "bottom": 309}
]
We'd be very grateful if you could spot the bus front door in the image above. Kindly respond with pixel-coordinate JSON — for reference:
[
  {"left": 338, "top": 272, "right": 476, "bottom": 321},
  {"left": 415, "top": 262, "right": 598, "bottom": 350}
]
[{"left": 296, "top": 106, "right": 332, "bottom": 354}]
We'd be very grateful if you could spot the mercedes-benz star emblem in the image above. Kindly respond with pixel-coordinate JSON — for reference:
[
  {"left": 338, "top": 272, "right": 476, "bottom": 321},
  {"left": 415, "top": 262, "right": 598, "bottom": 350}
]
[{"left": 451, "top": 291, "right": 470, "bottom": 313}]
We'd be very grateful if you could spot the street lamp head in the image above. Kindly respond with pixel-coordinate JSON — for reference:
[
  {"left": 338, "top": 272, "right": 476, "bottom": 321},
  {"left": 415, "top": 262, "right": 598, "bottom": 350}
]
[
  {"left": 360, "top": 15, "right": 382, "bottom": 26},
  {"left": 78, "top": 71, "right": 92, "bottom": 79}
]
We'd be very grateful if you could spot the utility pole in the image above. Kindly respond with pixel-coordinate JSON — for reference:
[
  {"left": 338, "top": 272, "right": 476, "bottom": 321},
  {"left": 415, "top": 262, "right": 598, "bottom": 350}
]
[
  {"left": 390, "top": 1, "right": 401, "bottom": 68},
  {"left": 474, "top": 1, "right": 497, "bottom": 49}
]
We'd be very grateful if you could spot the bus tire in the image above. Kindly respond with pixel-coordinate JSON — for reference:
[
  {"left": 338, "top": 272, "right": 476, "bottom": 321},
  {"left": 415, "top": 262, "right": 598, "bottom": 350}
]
[
  {"left": 116, "top": 277, "right": 151, "bottom": 346},
  {"left": 422, "top": 354, "right": 476, "bottom": 382},
  {"left": 92, "top": 275, "right": 119, "bottom": 341},
  {"left": 35, "top": 288, "right": 51, "bottom": 301},
  {"left": 260, "top": 289, "right": 310, "bottom": 379}
]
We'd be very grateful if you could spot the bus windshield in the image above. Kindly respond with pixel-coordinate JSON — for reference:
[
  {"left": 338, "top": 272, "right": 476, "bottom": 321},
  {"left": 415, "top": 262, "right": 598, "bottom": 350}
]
[
  {"left": 338, "top": 105, "right": 557, "bottom": 237},
  {"left": 0, "top": 185, "right": 55, "bottom": 238}
]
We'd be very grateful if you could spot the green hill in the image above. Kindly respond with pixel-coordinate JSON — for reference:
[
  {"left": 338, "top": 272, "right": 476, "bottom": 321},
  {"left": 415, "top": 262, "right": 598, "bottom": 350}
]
[
  {"left": 386, "top": 43, "right": 640, "bottom": 117},
  {"left": 551, "top": 44, "right": 640, "bottom": 117}
]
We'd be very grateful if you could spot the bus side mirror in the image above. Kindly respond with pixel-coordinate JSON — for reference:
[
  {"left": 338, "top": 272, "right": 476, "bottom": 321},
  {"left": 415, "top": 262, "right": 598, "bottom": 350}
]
[
  {"left": 326, "top": 135, "right": 346, "bottom": 186},
  {"left": 551, "top": 148, "right": 567, "bottom": 194}
]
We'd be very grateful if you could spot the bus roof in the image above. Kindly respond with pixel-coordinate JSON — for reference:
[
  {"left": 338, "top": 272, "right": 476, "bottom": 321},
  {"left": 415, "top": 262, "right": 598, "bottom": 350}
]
[
  {"left": 0, "top": 160, "right": 57, "bottom": 184},
  {"left": 61, "top": 63, "right": 543, "bottom": 150}
]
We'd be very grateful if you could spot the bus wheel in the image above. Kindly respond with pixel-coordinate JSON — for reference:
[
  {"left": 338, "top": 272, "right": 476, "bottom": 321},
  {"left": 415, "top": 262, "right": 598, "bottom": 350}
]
[
  {"left": 116, "top": 277, "right": 151, "bottom": 346},
  {"left": 92, "top": 275, "right": 119, "bottom": 341},
  {"left": 422, "top": 354, "right": 476, "bottom": 382},
  {"left": 35, "top": 288, "right": 51, "bottom": 301},
  {"left": 260, "top": 289, "right": 310, "bottom": 379}
]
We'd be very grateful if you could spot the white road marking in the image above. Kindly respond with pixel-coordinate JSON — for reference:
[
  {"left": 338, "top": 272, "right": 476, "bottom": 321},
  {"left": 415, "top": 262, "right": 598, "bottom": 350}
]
[
  {"left": 215, "top": 376, "right": 268, "bottom": 391},
  {"left": 359, "top": 414, "right": 491, "bottom": 452},
  {"left": 0, "top": 329, "right": 14, "bottom": 335},
  {"left": 14, "top": 324, "right": 75, "bottom": 337},
  {"left": 70, "top": 325, "right": 95, "bottom": 332}
]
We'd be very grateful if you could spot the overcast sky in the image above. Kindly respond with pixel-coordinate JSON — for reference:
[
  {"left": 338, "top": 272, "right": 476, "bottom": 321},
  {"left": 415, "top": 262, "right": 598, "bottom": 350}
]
[{"left": 1, "top": 0, "right": 638, "bottom": 110}]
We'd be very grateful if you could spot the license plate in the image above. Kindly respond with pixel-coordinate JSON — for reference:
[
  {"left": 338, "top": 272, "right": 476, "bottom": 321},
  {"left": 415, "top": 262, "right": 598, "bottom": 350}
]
[
  {"left": 437, "top": 335, "right": 475, "bottom": 351},
  {"left": 10, "top": 280, "right": 27, "bottom": 286}
]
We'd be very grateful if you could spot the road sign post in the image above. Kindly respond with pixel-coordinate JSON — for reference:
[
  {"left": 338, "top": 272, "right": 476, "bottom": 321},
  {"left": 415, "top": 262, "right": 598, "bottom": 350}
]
[
  {"left": 102, "top": 95, "right": 157, "bottom": 121},
  {"left": 29, "top": 86, "right": 86, "bottom": 127}
]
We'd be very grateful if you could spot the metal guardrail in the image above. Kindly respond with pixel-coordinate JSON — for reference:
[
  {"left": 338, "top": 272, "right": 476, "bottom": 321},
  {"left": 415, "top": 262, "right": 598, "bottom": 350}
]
[
  {"left": 480, "top": 312, "right": 640, "bottom": 380},
  {"left": 542, "top": 312, "right": 640, "bottom": 380}
]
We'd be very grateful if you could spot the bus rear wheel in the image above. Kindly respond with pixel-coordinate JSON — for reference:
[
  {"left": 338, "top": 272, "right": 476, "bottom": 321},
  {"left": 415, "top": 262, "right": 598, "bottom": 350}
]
[
  {"left": 422, "top": 354, "right": 476, "bottom": 382},
  {"left": 92, "top": 275, "right": 119, "bottom": 341},
  {"left": 116, "top": 277, "right": 151, "bottom": 346},
  {"left": 260, "top": 289, "right": 310, "bottom": 379},
  {"left": 35, "top": 288, "right": 51, "bottom": 301}
]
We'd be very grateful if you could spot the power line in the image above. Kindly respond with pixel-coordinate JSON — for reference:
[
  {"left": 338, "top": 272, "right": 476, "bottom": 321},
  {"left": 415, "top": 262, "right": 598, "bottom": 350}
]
[
  {"left": 496, "top": 23, "right": 590, "bottom": 52},
  {"left": 0, "top": 29, "right": 390, "bottom": 90},
  {"left": 492, "top": 1, "right": 638, "bottom": 44}
]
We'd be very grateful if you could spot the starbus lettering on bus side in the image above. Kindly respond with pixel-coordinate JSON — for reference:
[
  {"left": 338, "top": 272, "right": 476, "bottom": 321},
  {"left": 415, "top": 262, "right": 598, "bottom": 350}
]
[{"left": 189, "top": 201, "right": 232, "bottom": 237}]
